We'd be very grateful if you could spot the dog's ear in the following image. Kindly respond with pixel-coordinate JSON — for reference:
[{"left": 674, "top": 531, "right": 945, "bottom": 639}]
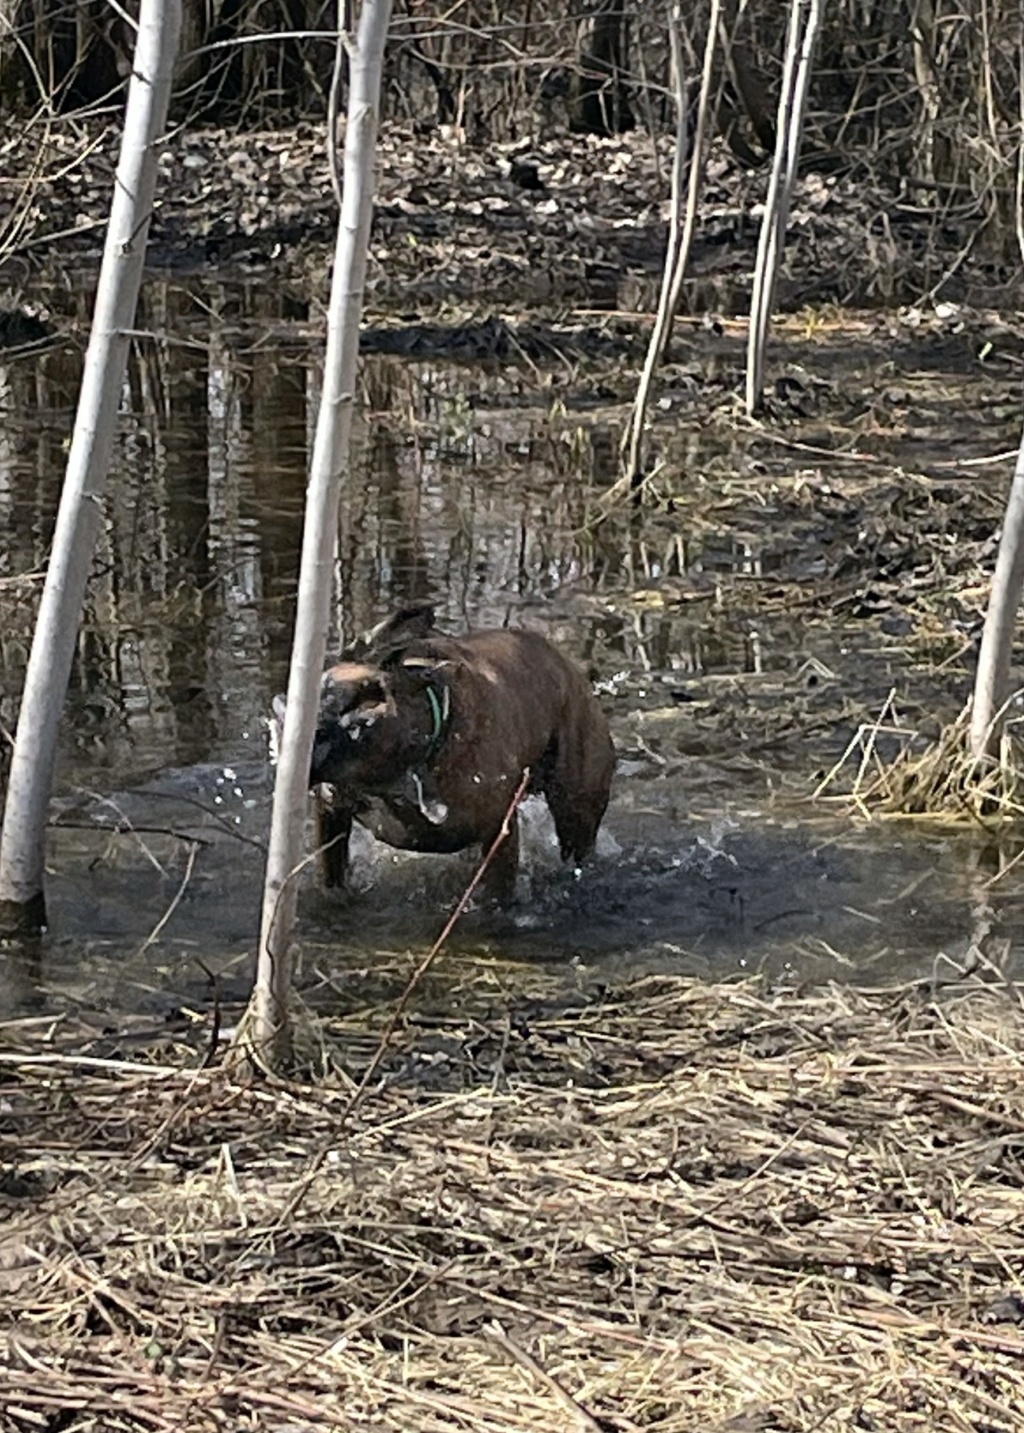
[{"left": 345, "top": 604, "right": 437, "bottom": 664}]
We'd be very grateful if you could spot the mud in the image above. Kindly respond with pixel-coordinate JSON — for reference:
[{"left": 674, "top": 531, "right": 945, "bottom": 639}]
[{"left": 3, "top": 121, "right": 1022, "bottom": 317}]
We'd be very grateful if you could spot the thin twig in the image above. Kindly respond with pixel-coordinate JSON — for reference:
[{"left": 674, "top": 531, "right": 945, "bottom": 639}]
[
  {"left": 272, "top": 767, "right": 532, "bottom": 1232},
  {"left": 484, "top": 1320, "right": 608, "bottom": 1433}
]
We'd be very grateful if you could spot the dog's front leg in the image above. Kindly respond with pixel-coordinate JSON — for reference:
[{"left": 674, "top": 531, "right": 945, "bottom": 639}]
[
  {"left": 316, "top": 796, "right": 354, "bottom": 888},
  {"left": 480, "top": 812, "right": 520, "bottom": 904}
]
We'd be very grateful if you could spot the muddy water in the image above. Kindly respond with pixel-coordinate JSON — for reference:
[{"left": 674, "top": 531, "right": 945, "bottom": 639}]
[{"left": 0, "top": 280, "right": 1019, "bottom": 1017}]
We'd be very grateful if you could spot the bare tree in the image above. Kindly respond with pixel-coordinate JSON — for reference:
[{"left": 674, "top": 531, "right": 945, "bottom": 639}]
[
  {"left": 745, "top": 0, "right": 821, "bottom": 417},
  {"left": 621, "top": 0, "right": 721, "bottom": 490},
  {"left": 972, "top": 19, "right": 1024, "bottom": 756},
  {"left": 969, "top": 439, "right": 1024, "bottom": 758},
  {"left": 0, "top": 0, "right": 181, "bottom": 930},
  {"left": 242, "top": 0, "right": 393, "bottom": 1071},
  {"left": 620, "top": 3, "right": 688, "bottom": 491}
]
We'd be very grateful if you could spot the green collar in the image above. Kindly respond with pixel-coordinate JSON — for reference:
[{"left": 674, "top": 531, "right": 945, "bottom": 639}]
[{"left": 424, "top": 681, "right": 451, "bottom": 762}]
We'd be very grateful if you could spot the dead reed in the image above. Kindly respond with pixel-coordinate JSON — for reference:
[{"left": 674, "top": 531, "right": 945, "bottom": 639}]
[
  {"left": 3, "top": 964, "right": 1024, "bottom": 1431},
  {"left": 816, "top": 693, "right": 1024, "bottom": 833}
]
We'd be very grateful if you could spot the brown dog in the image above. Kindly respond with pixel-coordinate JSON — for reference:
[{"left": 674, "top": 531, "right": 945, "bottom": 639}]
[{"left": 305, "top": 605, "right": 615, "bottom": 900}]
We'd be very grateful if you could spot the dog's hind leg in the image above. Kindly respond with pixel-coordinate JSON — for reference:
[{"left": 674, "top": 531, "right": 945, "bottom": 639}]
[
  {"left": 544, "top": 717, "right": 614, "bottom": 864},
  {"left": 316, "top": 798, "right": 354, "bottom": 888}
]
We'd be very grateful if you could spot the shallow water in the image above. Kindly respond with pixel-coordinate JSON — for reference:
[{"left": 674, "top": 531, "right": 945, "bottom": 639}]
[{"left": 1, "top": 279, "right": 1020, "bottom": 1017}]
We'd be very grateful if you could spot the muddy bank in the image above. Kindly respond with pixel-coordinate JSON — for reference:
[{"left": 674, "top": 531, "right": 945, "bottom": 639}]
[{"left": 2, "top": 121, "right": 1019, "bottom": 318}]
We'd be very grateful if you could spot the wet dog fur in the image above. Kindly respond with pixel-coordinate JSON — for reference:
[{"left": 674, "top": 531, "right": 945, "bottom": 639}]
[{"left": 305, "top": 605, "right": 615, "bottom": 901}]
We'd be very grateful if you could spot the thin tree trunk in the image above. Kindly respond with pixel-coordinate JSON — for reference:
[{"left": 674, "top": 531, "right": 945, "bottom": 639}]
[
  {"left": 661, "top": 0, "right": 722, "bottom": 353},
  {"left": 745, "top": 0, "right": 821, "bottom": 418},
  {"left": 0, "top": 0, "right": 181, "bottom": 930},
  {"left": 970, "top": 437, "right": 1024, "bottom": 758},
  {"left": 244, "top": 0, "right": 392, "bottom": 1071},
  {"left": 910, "top": 0, "right": 941, "bottom": 185},
  {"left": 1016, "top": 39, "right": 1024, "bottom": 272},
  {"left": 746, "top": 2, "right": 802, "bottom": 418},
  {"left": 620, "top": 0, "right": 720, "bottom": 492},
  {"left": 621, "top": 2, "right": 687, "bottom": 489}
]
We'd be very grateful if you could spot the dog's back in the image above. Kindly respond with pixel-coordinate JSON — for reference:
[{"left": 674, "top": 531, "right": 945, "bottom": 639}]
[{"left": 406, "top": 627, "right": 615, "bottom": 864}]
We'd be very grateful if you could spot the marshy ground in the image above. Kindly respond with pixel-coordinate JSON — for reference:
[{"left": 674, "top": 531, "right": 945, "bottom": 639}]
[{"left": 3, "top": 118, "right": 1024, "bottom": 1430}]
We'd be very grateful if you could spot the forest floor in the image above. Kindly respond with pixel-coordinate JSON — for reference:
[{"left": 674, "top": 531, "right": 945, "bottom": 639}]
[
  {"left": 4, "top": 967, "right": 1024, "bottom": 1432},
  {"left": 1, "top": 118, "right": 1021, "bottom": 321},
  {"left": 4, "top": 119, "right": 1024, "bottom": 1433}
]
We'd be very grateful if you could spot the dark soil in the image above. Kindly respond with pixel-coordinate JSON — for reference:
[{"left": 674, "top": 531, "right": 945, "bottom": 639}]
[{"left": 1, "top": 119, "right": 1020, "bottom": 327}]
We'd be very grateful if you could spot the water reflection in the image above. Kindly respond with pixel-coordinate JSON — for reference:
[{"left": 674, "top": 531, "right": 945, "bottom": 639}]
[
  {"left": 0, "top": 276, "right": 1018, "bottom": 1013},
  {"left": 0, "top": 277, "right": 784, "bottom": 790}
]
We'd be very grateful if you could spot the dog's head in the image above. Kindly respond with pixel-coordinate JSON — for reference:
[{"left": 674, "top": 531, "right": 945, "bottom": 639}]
[
  {"left": 270, "top": 606, "right": 450, "bottom": 794},
  {"left": 310, "top": 654, "right": 451, "bottom": 793},
  {"left": 307, "top": 661, "right": 399, "bottom": 790}
]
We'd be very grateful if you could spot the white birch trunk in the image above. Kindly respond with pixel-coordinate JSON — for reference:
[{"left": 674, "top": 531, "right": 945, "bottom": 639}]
[
  {"left": 745, "top": 0, "right": 821, "bottom": 417},
  {"left": 970, "top": 437, "right": 1024, "bottom": 757},
  {"left": 621, "top": 2, "right": 688, "bottom": 488},
  {"left": 0, "top": 1, "right": 181, "bottom": 924},
  {"left": 619, "top": 0, "right": 721, "bottom": 495},
  {"left": 248, "top": 0, "right": 392, "bottom": 1068},
  {"left": 661, "top": 0, "right": 722, "bottom": 351}
]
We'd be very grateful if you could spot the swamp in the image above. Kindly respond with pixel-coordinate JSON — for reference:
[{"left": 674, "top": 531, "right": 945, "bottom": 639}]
[{"left": 4, "top": 4, "right": 1024, "bottom": 1428}]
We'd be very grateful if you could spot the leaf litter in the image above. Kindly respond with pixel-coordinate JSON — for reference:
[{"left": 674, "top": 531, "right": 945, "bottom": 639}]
[{"left": 3, "top": 961, "right": 1024, "bottom": 1431}]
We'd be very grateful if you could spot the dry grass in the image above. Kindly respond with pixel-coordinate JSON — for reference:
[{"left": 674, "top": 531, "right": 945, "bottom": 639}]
[
  {"left": 3, "top": 965, "right": 1024, "bottom": 1431},
  {"left": 815, "top": 693, "right": 1024, "bottom": 837}
]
